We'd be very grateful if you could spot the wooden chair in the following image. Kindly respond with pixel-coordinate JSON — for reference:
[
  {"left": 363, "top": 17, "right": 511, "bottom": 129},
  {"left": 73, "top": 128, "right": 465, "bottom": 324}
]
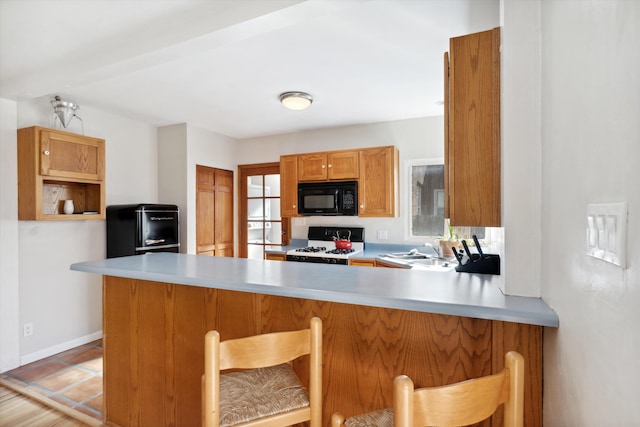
[
  {"left": 203, "top": 317, "right": 322, "bottom": 427},
  {"left": 331, "top": 351, "right": 524, "bottom": 427}
]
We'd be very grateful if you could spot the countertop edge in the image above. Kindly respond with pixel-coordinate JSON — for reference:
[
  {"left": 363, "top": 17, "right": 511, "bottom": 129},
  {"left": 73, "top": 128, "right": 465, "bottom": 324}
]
[{"left": 71, "top": 254, "right": 559, "bottom": 328}]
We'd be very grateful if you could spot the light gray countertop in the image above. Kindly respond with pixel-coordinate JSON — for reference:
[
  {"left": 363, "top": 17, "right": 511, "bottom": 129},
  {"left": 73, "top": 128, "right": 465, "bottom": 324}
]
[{"left": 70, "top": 252, "right": 558, "bottom": 327}]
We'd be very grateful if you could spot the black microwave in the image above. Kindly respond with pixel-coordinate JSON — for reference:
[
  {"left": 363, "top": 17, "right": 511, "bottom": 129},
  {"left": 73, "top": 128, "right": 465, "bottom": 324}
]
[{"left": 298, "top": 181, "right": 358, "bottom": 216}]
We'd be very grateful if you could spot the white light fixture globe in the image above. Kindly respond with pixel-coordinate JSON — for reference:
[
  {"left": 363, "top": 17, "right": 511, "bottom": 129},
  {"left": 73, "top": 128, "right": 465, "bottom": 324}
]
[{"left": 279, "top": 92, "right": 313, "bottom": 110}]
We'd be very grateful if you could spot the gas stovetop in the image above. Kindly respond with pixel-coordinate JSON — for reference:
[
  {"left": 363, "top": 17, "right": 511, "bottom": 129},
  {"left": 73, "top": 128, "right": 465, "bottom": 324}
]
[{"left": 286, "top": 226, "right": 365, "bottom": 265}]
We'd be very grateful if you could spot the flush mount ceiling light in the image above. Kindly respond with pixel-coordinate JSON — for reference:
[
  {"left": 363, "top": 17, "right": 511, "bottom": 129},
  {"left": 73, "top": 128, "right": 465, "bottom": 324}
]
[{"left": 279, "top": 91, "right": 313, "bottom": 110}]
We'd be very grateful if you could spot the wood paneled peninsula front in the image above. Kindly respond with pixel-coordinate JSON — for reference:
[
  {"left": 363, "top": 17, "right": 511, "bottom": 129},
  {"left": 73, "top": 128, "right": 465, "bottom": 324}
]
[{"left": 71, "top": 253, "right": 557, "bottom": 427}]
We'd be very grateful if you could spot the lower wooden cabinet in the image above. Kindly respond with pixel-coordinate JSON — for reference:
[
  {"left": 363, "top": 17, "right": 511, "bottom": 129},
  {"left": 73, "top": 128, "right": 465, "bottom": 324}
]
[
  {"left": 374, "top": 260, "right": 406, "bottom": 268},
  {"left": 350, "top": 259, "right": 407, "bottom": 268},
  {"left": 348, "top": 259, "right": 376, "bottom": 267},
  {"left": 265, "top": 253, "right": 286, "bottom": 261},
  {"left": 102, "top": 276, "right": 543, "bottom": 427}
]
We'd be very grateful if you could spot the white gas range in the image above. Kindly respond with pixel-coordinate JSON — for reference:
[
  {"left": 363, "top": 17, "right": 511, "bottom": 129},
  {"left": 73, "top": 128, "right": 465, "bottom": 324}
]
[{"left": 286, "top": 226, "right": 365, "bottom": 265}]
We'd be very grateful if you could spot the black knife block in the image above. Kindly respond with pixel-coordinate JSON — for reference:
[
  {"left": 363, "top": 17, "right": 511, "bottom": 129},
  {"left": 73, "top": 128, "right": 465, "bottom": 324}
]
[{"left": 455, "top": 254, "right": 501, "bottom": 275}]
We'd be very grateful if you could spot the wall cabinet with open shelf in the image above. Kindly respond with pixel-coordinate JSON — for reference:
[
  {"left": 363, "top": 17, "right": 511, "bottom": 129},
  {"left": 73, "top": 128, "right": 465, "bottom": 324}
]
[{"left": 18, "top": 126, "right": 106, "bottom": 220}]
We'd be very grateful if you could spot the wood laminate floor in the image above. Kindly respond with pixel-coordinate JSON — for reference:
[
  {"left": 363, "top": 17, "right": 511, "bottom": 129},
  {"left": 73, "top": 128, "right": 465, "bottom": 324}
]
[
  {"left": 0, "top": 385, "right": 95, "bottom": 426},
  {"left": 0, "top": 341, "right": 103, "bottom": 426}
]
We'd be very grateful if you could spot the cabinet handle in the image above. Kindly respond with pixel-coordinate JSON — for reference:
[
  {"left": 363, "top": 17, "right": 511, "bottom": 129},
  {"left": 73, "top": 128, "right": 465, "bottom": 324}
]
[
  {"left": 43, "top": 150, "right": 50, "bottom": 156},
  {"left": 328, "top": 164, "right": 332, "bottom": 168},
  {"left": 322, "top": 165, "right": 326, "bottom": 169},
  {"left": 360, "top": 204, "right": 364, "bottom": 209},
  {"left": 292, "top": 204, "right": 296, "bottom": 208}
]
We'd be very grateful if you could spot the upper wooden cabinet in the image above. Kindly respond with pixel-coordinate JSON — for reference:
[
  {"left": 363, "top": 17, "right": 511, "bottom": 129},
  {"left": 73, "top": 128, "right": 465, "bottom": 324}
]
[
  {"left": 18, "top": 126, "right": 106, "bottom": 220},
  {"left": 358, "top": 146, "right": 398, "bottom": 217},
  {"left": 297, "top": 150, "right": 359, "bottom": 181},
  {"left": 280, "top": 154, "right": 299, "bottom": 217},
  {"left": 445, "top": 27, "right": 501, "bottom": 227},
  {"left": 38, "top": 128, "right": 105, "bottom": 181}
]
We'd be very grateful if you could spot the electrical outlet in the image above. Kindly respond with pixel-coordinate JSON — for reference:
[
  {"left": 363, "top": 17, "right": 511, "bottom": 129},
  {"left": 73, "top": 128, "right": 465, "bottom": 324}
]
[
  {"left": 377, "top": 230, "right": 388, "bottom": 240},
  {"left": 23, "top": 322, "right": 33, "bottom": 337}
]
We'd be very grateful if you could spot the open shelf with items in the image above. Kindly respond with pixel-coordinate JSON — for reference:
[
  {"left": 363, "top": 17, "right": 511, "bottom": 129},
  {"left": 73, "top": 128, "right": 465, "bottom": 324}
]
[
  {"left": 18, "top": 126, "right": 106, "bottom": 220},
  {"left": 39, "top": 178, "right": 104, "bottom": 220}
]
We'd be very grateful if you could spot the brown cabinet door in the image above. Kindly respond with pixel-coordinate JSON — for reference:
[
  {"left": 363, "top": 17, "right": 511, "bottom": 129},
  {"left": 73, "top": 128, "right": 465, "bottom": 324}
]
[
  {"left": 196, "top": 166, "right": 216, "bottom": 255},
  {"left": 196, "top": 165, "right": 234, "bottom": 257},
  {"left": 280, "top": 155, "right": 299, "bottom": 217},
  {"left": 447, "top": 28, "right": 501, "bottom": 227},
  {"left": 298, "top": 151, "right": 360, "bottom": 181},
  {"left": 297, "top": 153, "right": 327, "bottom": 181},
  {"left": 444, "top": 51, "right": 451, "bottom": 220},
  {"left": 348, "top": 259, "right": 376, "bottom": 267},
  {"left": 327, "top": 151, "right": 359, "bottom": 180},
  {"left": 214, "top": 170, "right": 234, "bottom": 256},
  {"left": 358, "top": 146, "right": 398, "bottom": 217},
  {"left": 265, "top": 253, "right": 286, "bottom": 261},
  {"left": 40, "top": 129, "right": 104, "bottom": 181}
]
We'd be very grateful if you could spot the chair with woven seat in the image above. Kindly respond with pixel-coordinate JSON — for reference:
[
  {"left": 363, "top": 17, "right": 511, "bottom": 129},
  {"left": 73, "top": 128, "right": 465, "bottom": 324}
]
[
  {"left": 203, "top": 317, "right": 322, "bottom": 427},
  {"left": 331, "top": 350, "right": 524, "bottom": 427}
]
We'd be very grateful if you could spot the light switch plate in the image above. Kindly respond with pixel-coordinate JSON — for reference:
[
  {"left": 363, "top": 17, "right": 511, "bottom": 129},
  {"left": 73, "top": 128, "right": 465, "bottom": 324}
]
[{"left": 587, "top": 202, "right": 628, "bottom": 268}]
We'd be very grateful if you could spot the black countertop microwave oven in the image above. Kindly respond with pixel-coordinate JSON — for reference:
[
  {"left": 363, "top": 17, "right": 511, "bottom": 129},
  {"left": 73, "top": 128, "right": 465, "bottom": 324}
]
[{"left": 298, "top": 181, "right": 358, "bottom": 216}]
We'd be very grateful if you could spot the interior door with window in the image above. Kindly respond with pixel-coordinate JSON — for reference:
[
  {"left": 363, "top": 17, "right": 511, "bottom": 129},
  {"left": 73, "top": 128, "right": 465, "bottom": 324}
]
[{"left": 238, "top": 163, "right": 288, "bottom": 259}]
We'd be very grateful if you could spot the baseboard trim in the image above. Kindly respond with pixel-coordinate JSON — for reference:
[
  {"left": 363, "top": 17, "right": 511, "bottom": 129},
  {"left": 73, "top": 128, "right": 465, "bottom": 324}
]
[{"left": 20, "top": 331, "right": 103, "bottom": 366}]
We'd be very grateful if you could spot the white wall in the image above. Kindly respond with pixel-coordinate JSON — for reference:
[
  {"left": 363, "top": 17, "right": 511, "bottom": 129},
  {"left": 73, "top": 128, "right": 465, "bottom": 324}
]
[
  {"left": 237, "top": 117, "right": 445, "bottom": 244},
  {"left": 2, "top": 97, "right": 159, "bottom": 365},
  {"left": 0, "top": 99, "right": 20, "bottom": 372},
  {"left": 186, "top": 125, "right": 237, "bottom": 254},
  {"left": 500, "top": 0, "right": 542, "bottom": 298},
  {"left": 537, "top": 0, "right": 640, "bottom": 424},
  {"left": 158, "top": 124, "right": 188, "bottom": 251},
  {"left": 158, "top": 124, "right": 237, "bottom": 254}
]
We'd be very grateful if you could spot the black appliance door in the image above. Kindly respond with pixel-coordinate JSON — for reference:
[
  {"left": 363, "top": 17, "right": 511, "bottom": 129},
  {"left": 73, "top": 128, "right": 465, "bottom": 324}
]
[
  {"left": 136, "top": 207, "right": 180, "bottom": 251},
  {"left": 299, "top": 186, "right": 339, "bottom": 215}
]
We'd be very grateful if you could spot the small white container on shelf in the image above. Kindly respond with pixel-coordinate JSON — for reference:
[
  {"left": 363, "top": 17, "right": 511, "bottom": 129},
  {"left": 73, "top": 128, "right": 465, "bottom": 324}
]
[{"left": 63, "top": 199, "right": 74, "bottom": 214}]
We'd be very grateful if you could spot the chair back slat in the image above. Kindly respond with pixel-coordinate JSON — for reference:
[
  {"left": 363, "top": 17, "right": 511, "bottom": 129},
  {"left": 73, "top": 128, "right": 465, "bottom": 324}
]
[
  {"left": 204, "top": 317, "right": 323, "bottom": 427},
  {"left": 219, "top": 329, "right": 311, "bottom": 370},
  {"left": 412, "top": 372, "right": 507, "bottom": 426},
  {"left": 392, "top": 351, "right": 524, "bottom": 427}
]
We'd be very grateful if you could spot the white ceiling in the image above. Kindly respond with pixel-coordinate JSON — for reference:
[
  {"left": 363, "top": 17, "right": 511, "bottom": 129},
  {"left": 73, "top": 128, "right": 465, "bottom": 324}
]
[{"left": 0, "top": 0, "right": 499, "bottom": 139}]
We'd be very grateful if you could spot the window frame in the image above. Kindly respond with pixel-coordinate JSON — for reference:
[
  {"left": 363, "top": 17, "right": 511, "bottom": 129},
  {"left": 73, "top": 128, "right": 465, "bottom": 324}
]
[{"left": 404, "top": 157, "right": 446, "bottom": 242}]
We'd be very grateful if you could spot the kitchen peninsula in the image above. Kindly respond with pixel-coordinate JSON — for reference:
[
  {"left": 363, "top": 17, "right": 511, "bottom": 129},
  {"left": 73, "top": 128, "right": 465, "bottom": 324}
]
[{"left": 71, "top": 253, "right": 557, "bottom": 427}]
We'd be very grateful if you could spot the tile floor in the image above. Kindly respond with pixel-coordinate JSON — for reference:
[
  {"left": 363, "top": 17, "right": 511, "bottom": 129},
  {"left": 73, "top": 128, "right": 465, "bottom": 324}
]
[{"left": 0, "top": 340, "right": 103, "bottom": 422}]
